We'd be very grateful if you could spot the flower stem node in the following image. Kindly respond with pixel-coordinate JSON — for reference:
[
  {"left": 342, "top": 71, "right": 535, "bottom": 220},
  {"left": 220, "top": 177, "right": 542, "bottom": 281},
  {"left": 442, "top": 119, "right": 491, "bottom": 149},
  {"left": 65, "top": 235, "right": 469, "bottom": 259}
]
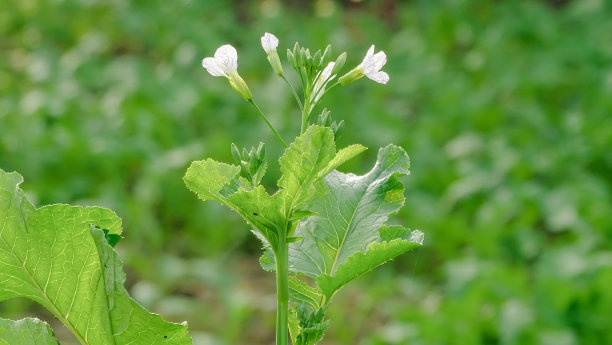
[
  {"left": 261, "top": 32, "right": 284, "bottom": 76},
  {"left": 202, "top": 44, "right": 253, "bottom": 100},
  {"left": 339, "top": 45, "right": 389, "bottom": 85}
]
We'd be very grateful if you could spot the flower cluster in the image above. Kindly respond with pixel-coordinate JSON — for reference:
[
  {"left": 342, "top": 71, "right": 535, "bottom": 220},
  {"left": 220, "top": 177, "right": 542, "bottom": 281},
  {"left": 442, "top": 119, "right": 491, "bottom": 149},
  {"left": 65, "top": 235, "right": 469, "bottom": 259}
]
[
  {"left": 200, "top": 33, "right": 389, "bottom": 144},
  {"left": 201, "top": 33, "right": 388, "bottom": 101}
]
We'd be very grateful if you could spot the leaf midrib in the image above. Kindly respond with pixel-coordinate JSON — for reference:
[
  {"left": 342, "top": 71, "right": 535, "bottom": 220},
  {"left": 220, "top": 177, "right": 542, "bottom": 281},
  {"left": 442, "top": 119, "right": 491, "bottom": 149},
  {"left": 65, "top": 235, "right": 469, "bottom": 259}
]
[{"left": 326, "top": 152, "right": 404, "bottom": 276}]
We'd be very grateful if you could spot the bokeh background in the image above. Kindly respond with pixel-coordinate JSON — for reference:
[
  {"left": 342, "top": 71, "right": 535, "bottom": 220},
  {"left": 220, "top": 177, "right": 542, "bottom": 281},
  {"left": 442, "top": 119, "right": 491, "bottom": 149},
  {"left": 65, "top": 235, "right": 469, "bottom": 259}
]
[{"left": 1, "top": 0, "right": 612, "bottom": 344}]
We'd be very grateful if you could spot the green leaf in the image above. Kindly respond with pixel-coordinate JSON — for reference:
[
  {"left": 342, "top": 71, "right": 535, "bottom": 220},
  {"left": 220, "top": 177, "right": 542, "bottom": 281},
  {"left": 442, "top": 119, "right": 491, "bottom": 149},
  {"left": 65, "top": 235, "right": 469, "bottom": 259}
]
[
  {"left": 289, "top": 276, "right": 323, "bottom": 310},
  {"left": 227, "top": 186, "right": 284, "bottom": 248},
  {"left": 183, "top": 158, "right": 241, "bottom": 203},
  {"left": 185, "top": 126, "right": 365, "bottom": 252},
  {"left": 292, "top": 305, "right": 330, "bottom": 345},
  {"left": 288, "top": 307, "right": 301, "bottom": 345},
  {"left": 0, "top": 318, "right": 59, "bottom": 345},
  {"left": 184, "top": 158, "right": 283, "bottom": 247},
  {"left": 317, "top": 227, "right": 424, "bottom": 299},
  {"left": 287, "top": 145, "right": 423, "bottom": 297},
  {"left": 0, "top": 169, "right": 192, "bottom": 345},
  {"left": 278, "top": 125, "right": 337, "bottom": 213},
  {"left": 317, "top": 144, "right": 367, "bottom": 178}
]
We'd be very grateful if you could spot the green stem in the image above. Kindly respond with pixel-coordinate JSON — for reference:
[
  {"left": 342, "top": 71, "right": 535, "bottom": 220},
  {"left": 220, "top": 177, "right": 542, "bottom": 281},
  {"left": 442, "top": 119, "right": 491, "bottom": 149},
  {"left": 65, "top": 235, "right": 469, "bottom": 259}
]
[
  {"left": 300, "top": 102, "right": 309, "bottom": 134},
  {"left": 275, "top": 232, "right": 290, "bottom": 345},
  {"left": 249, "top": 99, "right": 288, "bottom": 148},
  {"left": 281, "top": 75, "right": 303, "bottom": 110},
  {"left": 300, "top": 87, "right": 312, "bottom": 134}
]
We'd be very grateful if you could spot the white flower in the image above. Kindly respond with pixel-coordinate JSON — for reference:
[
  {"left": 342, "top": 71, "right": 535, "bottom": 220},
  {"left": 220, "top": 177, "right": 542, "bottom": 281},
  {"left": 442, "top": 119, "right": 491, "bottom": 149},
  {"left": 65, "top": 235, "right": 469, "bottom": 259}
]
[
  {"left": 201, "top": 44, "right": 252, "bottom": 100},
  {"left": 339, "top": 44, "right": 389, "bottom": 85},
  {"left": 261, "top": 33, "right": 283, "bottom": 76},
  {"left": 261, "top": 32, "right": 279, "bottom": 54},
  {"left": 313, "top": 62, "right": 336, "bottom": 102},
  {"left": 202, "top": 44, "right": 238, "bottom": 77},
  {"left": 359, "top": 45, "right": 389, "bottom": 84}
]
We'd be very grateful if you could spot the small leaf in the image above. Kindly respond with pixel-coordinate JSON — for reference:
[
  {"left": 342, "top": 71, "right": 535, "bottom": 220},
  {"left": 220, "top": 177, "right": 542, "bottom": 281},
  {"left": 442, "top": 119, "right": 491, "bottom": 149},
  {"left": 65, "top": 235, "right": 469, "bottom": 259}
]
[
  {"left": 287, "top": 236, "right": 303, "bottom": 243},
  {"left": 289, "top": 277, "right": 323, "bottom": 310},
  {"left": 317, "top": 144, "right": 367, "bottom": 178},
  {"left": 293, "top": 305, "right": 330, "bottom": 345},
  {"left": 230, "top": 143, "right": 242, "bottom": 163},
  {"left": 259, "top": 246, "right": 276, "bottom": 272},
  {"left": 288, "top": 307, "right": 301, "bottom": 345},
  {"left": 184, "top": 159, "right": 241, "bottom": 203},
  {"left": 0, "top": 318, "right": 59, "bottom": 345},
  {"left": 290, "top": 210, "right": 317, "bottom": 222}
]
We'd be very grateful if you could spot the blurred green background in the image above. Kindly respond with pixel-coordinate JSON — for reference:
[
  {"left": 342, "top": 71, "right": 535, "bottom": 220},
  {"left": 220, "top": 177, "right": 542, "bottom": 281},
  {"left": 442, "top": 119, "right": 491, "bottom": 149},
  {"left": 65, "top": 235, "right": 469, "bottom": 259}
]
[{"left": 1, "top": 0, "right": 612, "bottom": 344}]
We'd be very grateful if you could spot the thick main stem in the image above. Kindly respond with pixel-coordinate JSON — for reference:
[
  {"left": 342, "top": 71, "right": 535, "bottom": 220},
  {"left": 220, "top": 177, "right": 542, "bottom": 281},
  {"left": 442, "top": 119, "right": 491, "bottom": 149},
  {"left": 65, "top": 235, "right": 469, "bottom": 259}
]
[{"left": 275, "top": 233, "right": 290, "bottom": 345}]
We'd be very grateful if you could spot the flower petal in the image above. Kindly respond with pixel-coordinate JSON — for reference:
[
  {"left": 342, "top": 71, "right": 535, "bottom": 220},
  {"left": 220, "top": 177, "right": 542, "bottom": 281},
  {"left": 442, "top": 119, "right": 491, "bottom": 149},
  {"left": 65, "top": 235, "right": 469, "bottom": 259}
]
[
  {"left": 371, "top": 51, "right": 387, "bottom": 71},
  {"left": 367, "top": 71, "right": 389, "bottom": 84},
  {"left": 261, "top": 32, "right": 279, "bottom": 53},
  {"left": 366, "top": 45, "right": 375, "bottom": 58},
  {"left": 361, "top": 54, "right": 376, "bottom": 74},
  {"left": 320, "top": 62, "right": 335, "bottom": 81},
  {"left": 202, "top": 57, "right": 226, "bottom": 77},
  {"left": 214, "top": 44, "right": 238, "bottom": 73}
]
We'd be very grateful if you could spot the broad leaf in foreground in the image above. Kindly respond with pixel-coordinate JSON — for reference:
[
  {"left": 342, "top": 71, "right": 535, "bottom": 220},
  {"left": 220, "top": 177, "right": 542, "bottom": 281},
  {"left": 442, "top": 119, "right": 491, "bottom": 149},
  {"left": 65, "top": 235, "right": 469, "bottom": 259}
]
[
  {"left": 289, "top": 145, "right": 424, "bottom": 299},
  {"left": 0, "top": 318, "right": 59, "bottom": 345},
  {"left": 0, "top": 169, "right": 192, "bottom": 344}
]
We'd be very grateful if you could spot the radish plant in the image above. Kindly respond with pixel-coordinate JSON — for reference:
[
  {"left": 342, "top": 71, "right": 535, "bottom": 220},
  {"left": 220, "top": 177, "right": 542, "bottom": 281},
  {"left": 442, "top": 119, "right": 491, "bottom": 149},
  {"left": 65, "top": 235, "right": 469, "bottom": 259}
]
[{"left": 185, "top": 33, "right": 424, "bottom": 345}]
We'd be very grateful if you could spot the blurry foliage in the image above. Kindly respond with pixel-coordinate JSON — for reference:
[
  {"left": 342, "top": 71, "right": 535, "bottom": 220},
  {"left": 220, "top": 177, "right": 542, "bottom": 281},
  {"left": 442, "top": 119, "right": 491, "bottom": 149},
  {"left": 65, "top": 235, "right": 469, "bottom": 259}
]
[{"left": 1, "top": 0, "right": 612, "bottom": 344}]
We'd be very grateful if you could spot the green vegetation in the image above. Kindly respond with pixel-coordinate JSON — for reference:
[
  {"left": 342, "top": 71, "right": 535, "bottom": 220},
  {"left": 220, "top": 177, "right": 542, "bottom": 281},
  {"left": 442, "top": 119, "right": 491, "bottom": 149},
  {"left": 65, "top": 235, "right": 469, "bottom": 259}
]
[
  {"left": 1, "top": 0, "right": 611, "bottom": 344},
  {"left": 0, "top": 170, "right": 191, "bottom": 344}
]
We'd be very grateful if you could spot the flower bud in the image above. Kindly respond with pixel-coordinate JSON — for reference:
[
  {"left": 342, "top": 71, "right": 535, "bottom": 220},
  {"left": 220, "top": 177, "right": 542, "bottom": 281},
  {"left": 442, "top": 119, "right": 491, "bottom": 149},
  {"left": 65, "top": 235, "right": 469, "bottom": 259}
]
[
  {"left": 267, "top": 50, "right": 284, "bottom": 76},
  {"left": 287, "top": 49, "right": 296, "bottom": 68},
  {"left": 313, "top": 50, "right": 322, "bottom": 67},
  {"left": 333, "top": 120, "right": 345, "bottom": 140},
  {"left": 321, "top": 45, "right": 332, "bottom": 66},
  {"left": 331, "top": 52, "right": 347, "bottom": 75},
  {"left": 231, "top": 143, "right": 242, "bottom": 163}
]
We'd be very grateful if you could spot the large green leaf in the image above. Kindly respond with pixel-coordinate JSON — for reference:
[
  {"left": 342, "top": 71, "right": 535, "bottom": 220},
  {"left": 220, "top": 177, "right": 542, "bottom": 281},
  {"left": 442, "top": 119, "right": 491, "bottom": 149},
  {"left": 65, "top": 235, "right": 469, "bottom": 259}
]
[
  {"left": 288, "top": 145, "right": 423, "bottom": 298},
  {"left": 0, "top": 318, "right": 59, "bottom": 345},
  {"left": 0, "top": 169, "right": 192, "bottom": 344}
]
